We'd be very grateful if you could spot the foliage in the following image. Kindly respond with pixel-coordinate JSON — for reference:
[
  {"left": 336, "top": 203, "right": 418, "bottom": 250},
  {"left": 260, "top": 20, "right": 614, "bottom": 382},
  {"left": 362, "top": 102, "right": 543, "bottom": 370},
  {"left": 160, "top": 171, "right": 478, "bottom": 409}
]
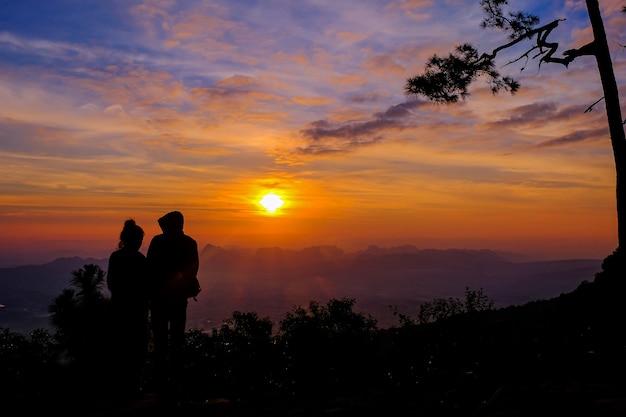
[
  {"left": 0, "top": 327, "right": 59, "bottom": 400},
  {"left": 405, "top": 43, "right": 520, "bottom": 103},
  {"left": 416, "top": 287, "right": 495, "bottom": 324},
  {"left": 479, "top": 0, "right": 539, "bottom": 38},
  {"left": 418, "top": 295, "right": 464, "bottom": 323},
  {"left": 208, "top": 311, "right": 277, "bottom": 399},
  {"left": 277, "top": 297, "right": 380, "bottom": 399},
  {"left": 405, "top": 0, "right": 588, "bottom": 103},
  {"left": 216, "top": 310, "right": 274, "bottom": 342},
  {"left": 464, "top": 286, "right": 496, "bottom": 313},
  {"left": 48, "top": 264, "right": 110, "bottom": 363}
]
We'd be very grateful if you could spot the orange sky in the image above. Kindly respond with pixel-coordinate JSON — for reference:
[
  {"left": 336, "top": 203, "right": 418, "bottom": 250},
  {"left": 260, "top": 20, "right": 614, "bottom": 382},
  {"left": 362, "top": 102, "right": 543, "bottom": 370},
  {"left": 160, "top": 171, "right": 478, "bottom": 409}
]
[{"left": 0, "top": 1, "right": 624, "bottom": 265}]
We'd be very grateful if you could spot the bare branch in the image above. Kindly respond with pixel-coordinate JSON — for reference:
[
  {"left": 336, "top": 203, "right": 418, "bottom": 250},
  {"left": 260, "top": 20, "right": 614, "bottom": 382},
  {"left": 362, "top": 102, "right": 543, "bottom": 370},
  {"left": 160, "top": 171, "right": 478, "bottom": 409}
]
[
  {"left": 562, "top": 42, "right": 597, "bottom": 60},
  {"left": 502, "top": 44, "right": 539, "bottom": 70},
  {"left": 483, "top": 19, "right": 577, "bottom": 67},
  {"left": 584, "top": 96, "right": 605, "bottom": 114}
]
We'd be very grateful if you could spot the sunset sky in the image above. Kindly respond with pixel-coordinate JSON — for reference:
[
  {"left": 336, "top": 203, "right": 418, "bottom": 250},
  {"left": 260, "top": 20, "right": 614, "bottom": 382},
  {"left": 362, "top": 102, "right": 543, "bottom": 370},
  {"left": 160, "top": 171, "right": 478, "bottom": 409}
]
[{"left": 1, "top": 0, "right": 625, "bottom": 266}]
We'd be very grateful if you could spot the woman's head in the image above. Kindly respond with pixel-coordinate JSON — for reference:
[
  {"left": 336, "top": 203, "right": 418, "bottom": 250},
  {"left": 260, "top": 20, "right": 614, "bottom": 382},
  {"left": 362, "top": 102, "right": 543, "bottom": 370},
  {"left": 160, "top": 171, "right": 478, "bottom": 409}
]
[{"left": 118, "top": 219, "right": 144, "bottom": 250}]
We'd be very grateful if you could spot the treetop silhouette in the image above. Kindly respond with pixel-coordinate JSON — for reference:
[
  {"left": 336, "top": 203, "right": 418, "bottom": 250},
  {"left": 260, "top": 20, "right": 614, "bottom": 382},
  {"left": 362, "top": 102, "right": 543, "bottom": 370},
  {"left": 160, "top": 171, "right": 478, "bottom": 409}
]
[{"left": 406, "top": 0, "right": 626, "bottom": 255}]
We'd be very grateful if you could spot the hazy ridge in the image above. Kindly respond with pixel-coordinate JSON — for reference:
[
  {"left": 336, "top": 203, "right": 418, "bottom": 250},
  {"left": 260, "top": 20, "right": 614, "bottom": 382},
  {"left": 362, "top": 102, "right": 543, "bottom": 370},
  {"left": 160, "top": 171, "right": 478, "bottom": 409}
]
[{"left": 0, "top": 244, "right": 603, "bottom": 334}]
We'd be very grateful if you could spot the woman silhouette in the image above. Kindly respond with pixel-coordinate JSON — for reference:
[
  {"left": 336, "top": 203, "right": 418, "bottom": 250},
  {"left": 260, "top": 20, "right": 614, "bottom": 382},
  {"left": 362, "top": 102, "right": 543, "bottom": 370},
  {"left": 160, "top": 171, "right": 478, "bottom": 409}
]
[{"left": 107, "top": 218, "right": 149, "bottom": 398}]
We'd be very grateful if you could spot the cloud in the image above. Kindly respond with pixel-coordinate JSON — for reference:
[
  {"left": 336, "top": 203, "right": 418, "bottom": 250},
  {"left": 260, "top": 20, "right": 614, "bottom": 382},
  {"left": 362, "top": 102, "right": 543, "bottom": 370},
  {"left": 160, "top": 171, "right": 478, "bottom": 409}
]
[
  {"left": 347, "top": 90, "right": 394, "bottom": 104},
  {"left": 483, "top": 101, "right": 601, "bottom": 130},
  {"left": 292, "top": 96, "right": 334, "bottom": 106},
  {"left": 0, "top": 32, "right": 97, "bottom": 61},
  {"left": 386, "top": 0, "right": 434, "bottom": 21},
  {"left": 532, "top": 127, "right": 608, "bottom": 148},
  {"left": 297, "top": 100, "right": 427, "bottom": 154},
  {"left": 336, "top": 31, "right": 367, "bottom": 43}
]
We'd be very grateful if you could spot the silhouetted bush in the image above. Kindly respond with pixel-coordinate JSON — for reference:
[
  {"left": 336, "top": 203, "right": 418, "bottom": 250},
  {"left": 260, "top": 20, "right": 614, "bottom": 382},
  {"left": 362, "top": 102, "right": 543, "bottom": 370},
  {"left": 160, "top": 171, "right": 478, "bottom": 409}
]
[
  {"left": 209, "top": 311, "right": 278, "bottom": 400},
  {"left": 0, "top": 327, "right": 61, "bottom": 406},
  {"left": 418, "top": 286, "right": 494, "bottom": 324},
  {"left": 276, "top": 297, "right": 380, "bottom": 401}
]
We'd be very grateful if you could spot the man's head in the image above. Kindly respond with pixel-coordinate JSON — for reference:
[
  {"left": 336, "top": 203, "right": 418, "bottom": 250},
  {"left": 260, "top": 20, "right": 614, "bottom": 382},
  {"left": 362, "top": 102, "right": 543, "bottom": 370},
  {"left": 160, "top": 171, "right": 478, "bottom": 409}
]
[{"left": 158, "top": 210, "right": 184, "bottom": 233}]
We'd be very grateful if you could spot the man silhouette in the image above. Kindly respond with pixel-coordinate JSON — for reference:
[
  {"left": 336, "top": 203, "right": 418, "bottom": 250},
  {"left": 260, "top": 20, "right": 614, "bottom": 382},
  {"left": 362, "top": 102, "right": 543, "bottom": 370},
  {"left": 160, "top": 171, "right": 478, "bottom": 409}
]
[{"left": 146, "top": 210, "right": 199, "bottom": 401}]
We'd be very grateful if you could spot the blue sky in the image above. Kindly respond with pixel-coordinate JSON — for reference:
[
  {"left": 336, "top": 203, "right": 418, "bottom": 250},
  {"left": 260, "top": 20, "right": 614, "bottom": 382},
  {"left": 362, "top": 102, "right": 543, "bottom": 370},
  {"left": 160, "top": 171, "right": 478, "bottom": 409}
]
[{"left": 0, "top": 0, "right": 625, "bottom": 265}]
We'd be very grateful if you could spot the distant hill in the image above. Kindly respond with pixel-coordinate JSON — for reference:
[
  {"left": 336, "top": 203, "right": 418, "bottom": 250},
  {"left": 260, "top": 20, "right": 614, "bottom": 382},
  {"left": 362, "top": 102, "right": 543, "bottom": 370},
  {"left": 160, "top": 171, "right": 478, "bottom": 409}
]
[
  {"left": 0, "top": 245, "right": 603, "bottom": 334},
  {"left": 0, "top": 256, "right": 108, "bottom": 334},
  {"left": 194, "top": 244, "right": 602, "bottom": 330}
]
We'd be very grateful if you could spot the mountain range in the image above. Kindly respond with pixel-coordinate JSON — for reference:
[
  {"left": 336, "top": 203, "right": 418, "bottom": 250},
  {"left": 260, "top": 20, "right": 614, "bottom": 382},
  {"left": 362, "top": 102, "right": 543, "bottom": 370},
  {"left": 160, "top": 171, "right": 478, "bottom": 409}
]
[{"left": 0, "top": 244, "right": 603, "bottom": 335}]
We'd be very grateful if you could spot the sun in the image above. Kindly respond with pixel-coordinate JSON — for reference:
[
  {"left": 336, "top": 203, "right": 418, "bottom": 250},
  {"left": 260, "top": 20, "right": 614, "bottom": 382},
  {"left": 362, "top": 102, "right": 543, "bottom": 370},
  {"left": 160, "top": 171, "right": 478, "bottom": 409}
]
[{"left": 259, "top": 192, "right": 285, "bottom": 214}]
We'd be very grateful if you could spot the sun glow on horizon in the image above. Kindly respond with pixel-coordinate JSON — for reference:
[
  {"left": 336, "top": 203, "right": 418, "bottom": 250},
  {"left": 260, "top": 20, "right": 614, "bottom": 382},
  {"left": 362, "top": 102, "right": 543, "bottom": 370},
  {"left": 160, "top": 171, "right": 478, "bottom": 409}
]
[{"left": 259, "top": 192, "right": 285, "bottom": 214}]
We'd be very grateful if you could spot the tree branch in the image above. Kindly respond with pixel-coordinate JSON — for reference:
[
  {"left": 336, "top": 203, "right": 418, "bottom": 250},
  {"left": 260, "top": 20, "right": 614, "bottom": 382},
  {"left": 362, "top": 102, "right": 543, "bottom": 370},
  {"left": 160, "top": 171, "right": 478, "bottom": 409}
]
[
  {"left": 562, "top": 41, "right": 598, "bottom": 60},
  {"left": 480, "top": 19, "right": 594, "bottom": 69},
  {"left": 406, "top": 16, "right": 598, "bottom": 103},
  {"left": 584, "top": 96, "right": 604, "bottom": 113}
]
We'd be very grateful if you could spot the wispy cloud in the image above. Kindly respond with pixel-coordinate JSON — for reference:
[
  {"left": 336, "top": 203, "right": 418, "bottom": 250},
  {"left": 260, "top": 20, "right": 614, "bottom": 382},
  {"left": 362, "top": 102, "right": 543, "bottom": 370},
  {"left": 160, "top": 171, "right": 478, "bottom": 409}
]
[
  {"left": 533, "top": 127, "right": 608, "bottom": 148},
  {"left": 296, "top": 100, "right": 428, "bottom": 154}
]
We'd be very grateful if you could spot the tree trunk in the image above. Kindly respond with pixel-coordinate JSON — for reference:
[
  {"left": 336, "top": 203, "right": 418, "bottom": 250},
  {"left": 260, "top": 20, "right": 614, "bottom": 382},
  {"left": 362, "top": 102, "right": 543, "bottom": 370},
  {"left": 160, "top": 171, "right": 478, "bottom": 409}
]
[{"left": 586, "top": 0, "right": 626, "bottom": 253}]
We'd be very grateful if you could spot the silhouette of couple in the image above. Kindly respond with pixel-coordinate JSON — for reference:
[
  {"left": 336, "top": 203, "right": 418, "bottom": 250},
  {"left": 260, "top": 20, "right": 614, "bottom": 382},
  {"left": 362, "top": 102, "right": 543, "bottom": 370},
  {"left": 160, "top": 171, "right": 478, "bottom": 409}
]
[{"left": 106, "top": 210, "right": 199, "bottom": 402}]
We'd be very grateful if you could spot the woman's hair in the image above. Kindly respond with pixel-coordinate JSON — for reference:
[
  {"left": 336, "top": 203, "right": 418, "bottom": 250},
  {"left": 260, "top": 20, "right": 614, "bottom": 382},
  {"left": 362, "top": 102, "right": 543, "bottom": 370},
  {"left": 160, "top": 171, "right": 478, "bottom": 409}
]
[{"left": 118, "top": 219, "right": 145, "bottom": 250}]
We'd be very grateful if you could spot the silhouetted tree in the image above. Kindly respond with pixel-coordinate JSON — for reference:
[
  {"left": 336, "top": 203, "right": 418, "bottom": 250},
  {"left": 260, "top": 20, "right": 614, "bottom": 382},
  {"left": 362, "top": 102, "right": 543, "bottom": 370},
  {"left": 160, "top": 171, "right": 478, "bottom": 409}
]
[
  {"left": 208, "top": 311, "right": 276, "bottom": 400},
  {"left": 418, "top": 296, "right": 464, "bottom": 324},
  {"left": 48, "top": 264, "right": 110, "bottom": 384},
  {"left": 1, "top": 327, "right": 63, "bottom": 411},
  {"left": 277, "top": 297, "right": 380, "bottom": 400},
  {"left": 406, "top": 0, "right": 626, "bottom": 256},
  {"left": 463, "top": 286, "right": 496, "bottom": 313},
  {"left": 411, "top": 287, "right": 494, "bottom": 324}
]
